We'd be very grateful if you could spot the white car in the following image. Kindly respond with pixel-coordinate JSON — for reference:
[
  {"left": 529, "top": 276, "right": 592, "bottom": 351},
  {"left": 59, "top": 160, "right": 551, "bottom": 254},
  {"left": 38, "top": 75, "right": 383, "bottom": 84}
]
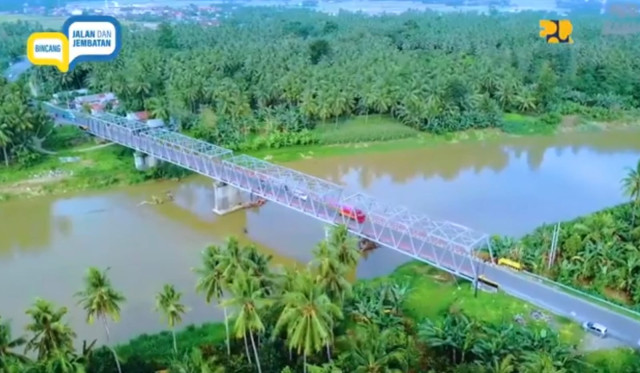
[
  {"left": 292, "top": 189, "right": 308, "bottom": 201},
  {"left": 283, "top": 185, "right": 308, "bottom": 201},
  {"left": 582, "top": 321, "right": 607, "bottom": 338}
]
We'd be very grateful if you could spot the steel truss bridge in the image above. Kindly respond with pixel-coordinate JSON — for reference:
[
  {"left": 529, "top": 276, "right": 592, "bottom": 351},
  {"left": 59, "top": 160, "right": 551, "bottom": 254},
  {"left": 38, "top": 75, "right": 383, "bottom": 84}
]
[{"left": 44, "top": 103, "right": 494, "bottom": 282}]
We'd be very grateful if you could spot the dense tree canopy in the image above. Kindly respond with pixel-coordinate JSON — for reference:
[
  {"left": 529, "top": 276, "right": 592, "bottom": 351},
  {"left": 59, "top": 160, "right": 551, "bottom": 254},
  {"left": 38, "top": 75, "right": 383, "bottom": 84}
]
[
  {"left": 494, "top": 199, "right": 640, "bottom": 311},
  {"left": 2, "top": 8, "right": 640, "bottom": 371},
  {"left": 1, "top": 9, "right": 639, "bottom": 164},
  {"left": 0, "top": 21, "right": 38, "bottom": 70},
  {"left": 4, "top": 226, "right": 639, "bottom": 373},
  {"left": 28, "top": 9, "right": 640, "bottom": 152},
  {"left": 0, "top": 78, "right": 53, "bottom": 167}
]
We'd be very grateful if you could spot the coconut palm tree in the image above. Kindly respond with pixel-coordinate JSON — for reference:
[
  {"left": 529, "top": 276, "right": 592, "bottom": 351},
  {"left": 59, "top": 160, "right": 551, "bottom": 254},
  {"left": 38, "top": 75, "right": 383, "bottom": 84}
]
[
  {"left": 37, "top": 348, "right": 86, "bottom": 373},
  {"left": 74, "top": 267, "right": 125, "bottom": 373},
  {"left": 221, "top": 271, "right": 269, "bottom": 373},
  {"left": 194, "top": 244, "right": 231, "bottom": 356},
  {"left": 216, "top": 237, "right": 250, "bottom": 280},
  {"left": 155, "top": 284, "right": 189, "bottom": 355},
  {"left": 274, "top": 270, "right": 343, "bottom": 373},
  {"left": 622, "top": 159, "right": 640, "bottom": 224},
  {"left": 327, "top": 225, "right": 360, "bottom": 270},
  {"left": 0, "top": 121, "right": 11, "bottom": 167},
  {"left": 24, "top": 299, "right": 76, "bottom": 361},
  {"left": 245, "top": 244, "right": 275, "bottom": 296},
  {"left": 312, "top": 241, "right": 352, "bottom": 305},
  {"left": 343, "top": 324, "right": 408, "bottom": 373},
  {"left": 0, "top": 358, "right": 28, "bottom": 373},
  {"left": 0, "top": 317, "right": 28, "bottom": 365}
]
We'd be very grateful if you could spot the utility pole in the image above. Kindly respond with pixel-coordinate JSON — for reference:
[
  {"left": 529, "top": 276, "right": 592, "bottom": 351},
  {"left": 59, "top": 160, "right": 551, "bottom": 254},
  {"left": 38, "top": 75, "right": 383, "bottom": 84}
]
[
  {"left": 472, "top": 259, "right": 479, "bottom": 298},
  {"left": 473, "top": 277, "right": 479, "bottom": 297},
  {"left": 548, "top": 223, "right": 560, "bottom": 270}
]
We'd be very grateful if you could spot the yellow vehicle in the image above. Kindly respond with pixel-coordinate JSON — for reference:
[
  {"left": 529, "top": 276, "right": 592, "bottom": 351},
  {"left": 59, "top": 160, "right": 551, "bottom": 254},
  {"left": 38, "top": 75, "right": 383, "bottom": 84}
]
[
  {"left": 478, "top": 275, "right": 499, "bottom": 289},
  {"left": 498, "top": 258, "right": 523, "bottom": 271}
]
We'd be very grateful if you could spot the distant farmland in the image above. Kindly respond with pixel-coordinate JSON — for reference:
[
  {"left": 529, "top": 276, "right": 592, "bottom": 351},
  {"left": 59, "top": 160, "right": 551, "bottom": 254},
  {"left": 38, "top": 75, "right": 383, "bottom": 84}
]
[{"left": 0, "top": 14, "right": 67, "bottom": 29}]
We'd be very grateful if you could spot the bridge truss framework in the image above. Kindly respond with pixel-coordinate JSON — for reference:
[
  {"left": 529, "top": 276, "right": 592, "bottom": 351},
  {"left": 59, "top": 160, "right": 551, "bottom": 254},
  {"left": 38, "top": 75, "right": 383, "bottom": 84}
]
[{"left": 44, "top": 103, "right": 495, "bottom": 281}]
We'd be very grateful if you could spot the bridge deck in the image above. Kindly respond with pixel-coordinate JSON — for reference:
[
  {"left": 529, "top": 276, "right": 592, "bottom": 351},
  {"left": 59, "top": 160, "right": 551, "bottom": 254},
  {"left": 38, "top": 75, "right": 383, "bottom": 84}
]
[{"left": 44, "top": 103, "right": 491, "bottom": 280}]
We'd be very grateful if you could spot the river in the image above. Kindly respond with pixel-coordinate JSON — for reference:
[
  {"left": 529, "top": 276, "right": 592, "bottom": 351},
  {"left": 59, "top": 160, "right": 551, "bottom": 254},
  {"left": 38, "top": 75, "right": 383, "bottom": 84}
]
[
  {"left": 1, "top": 129, "right": 639, "bottom": 345},
  {"left": 3, "top": 57, "right": 31, "bottom": 82}
]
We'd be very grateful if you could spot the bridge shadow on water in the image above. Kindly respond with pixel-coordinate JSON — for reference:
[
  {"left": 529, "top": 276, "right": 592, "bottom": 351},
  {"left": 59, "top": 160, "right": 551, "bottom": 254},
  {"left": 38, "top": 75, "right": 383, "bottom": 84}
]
[
  {"left": 149, "top": 180, "right": 307, "bottom": 268},
  {"left": 151, "top": 180, "right": 399, "bottom": 280}
]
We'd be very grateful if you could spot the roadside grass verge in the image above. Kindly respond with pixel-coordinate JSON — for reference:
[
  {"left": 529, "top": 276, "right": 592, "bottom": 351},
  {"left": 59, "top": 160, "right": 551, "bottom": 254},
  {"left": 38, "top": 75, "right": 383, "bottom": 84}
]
[
  {"left": 585, "top": 347, "right": 640, "bottom": 372},
  {"left": 388, "top": 262, "right": 585, "bottom": 347}
]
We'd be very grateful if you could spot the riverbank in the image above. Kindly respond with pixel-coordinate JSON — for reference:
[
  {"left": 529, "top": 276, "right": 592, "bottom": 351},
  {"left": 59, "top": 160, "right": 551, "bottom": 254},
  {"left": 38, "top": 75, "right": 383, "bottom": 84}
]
[
  {"left": 2, "top": 121, "right": 640, "bottom": 371},
  {"left": 111, "top": 261, "right": 634, "bottom": 371},
  {"left": 1, "top": 113, "right": 639, "bottom": 202},
  {"left": 498, "top": 201, "right": 640, "bottom": 319}
]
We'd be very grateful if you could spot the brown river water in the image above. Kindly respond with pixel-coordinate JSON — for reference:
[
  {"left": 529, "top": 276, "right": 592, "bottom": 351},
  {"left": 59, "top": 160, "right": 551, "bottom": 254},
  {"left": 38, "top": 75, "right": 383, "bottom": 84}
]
[{"left": 1, "top": 130, "right": 639, "bottom": 345}]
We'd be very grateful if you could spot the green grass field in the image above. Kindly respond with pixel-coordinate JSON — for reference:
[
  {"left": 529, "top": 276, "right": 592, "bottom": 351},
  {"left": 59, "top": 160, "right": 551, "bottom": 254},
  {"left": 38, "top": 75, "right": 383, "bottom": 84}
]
[
  {"left": 0, "top": 127, "right": 148, "bottom": 200},
  {"left": 249, "top": 114, "right": 502, "bottom": 162},
  {"left": 314, "top": 115, "right": 420, "bottom": 144},
  {"left": 0, "top": 14, "right": 68, "bottom": 29},
  {"left": 501, "top": 112, "right": 559, "bottom": 135},
  {"left": 387, "top": 262, "right": 585, "bottom": 347},
  {"left": 585, "top": 347, "right": 640, "bottom": 372},
  {"left": 0, "top": 14, "right": 142, "bottom": 30}
]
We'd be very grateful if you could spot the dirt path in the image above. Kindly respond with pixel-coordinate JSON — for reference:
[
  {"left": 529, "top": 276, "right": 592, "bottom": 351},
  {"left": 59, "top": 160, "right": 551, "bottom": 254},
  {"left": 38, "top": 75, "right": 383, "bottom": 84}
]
[{"left": 75, "top": 142, "right": 115, "bottom": 152}]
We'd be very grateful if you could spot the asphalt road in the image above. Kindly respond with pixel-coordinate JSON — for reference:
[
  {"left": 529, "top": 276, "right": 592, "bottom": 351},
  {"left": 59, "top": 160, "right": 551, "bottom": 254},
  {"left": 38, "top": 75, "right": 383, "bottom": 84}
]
[
  {"left": 479, "top": 262, "right": 640, "bottom": 347},
  {"left": 43, "top": 88, "right": 640, "bottom": 350}
]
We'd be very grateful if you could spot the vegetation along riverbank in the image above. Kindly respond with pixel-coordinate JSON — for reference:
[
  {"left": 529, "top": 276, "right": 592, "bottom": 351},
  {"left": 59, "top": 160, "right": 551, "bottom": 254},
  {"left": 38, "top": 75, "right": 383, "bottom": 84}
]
[
  {"left": 2, "top": 225, "right": 640, "bottom": 373},
  {"left": 491, "top": 158, "right": 640, "bottom": 315},
  {"left": 2, "top": 8, "right": 640, "bottom": 372},
  {"left": 3, "top": 9, "right": 640, "bottom": 200}
]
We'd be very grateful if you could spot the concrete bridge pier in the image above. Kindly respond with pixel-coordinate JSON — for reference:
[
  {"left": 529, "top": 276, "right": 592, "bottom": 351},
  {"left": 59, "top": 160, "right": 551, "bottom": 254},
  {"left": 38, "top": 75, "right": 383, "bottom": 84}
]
[
  {"left": 146, "top": 155, "right": 159, "bottom": 168},
  {"left": 134, "top": 151, "right": 148, "bottom": 171},
  {"left": 133, "top": 151, "right": 160, "bottom": 171},
  {"left": 212, "top": 181, "right": 249, "bottom": 215},
  {"left": 359, "top": 238, "right": 378, "bottom": 252}
]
